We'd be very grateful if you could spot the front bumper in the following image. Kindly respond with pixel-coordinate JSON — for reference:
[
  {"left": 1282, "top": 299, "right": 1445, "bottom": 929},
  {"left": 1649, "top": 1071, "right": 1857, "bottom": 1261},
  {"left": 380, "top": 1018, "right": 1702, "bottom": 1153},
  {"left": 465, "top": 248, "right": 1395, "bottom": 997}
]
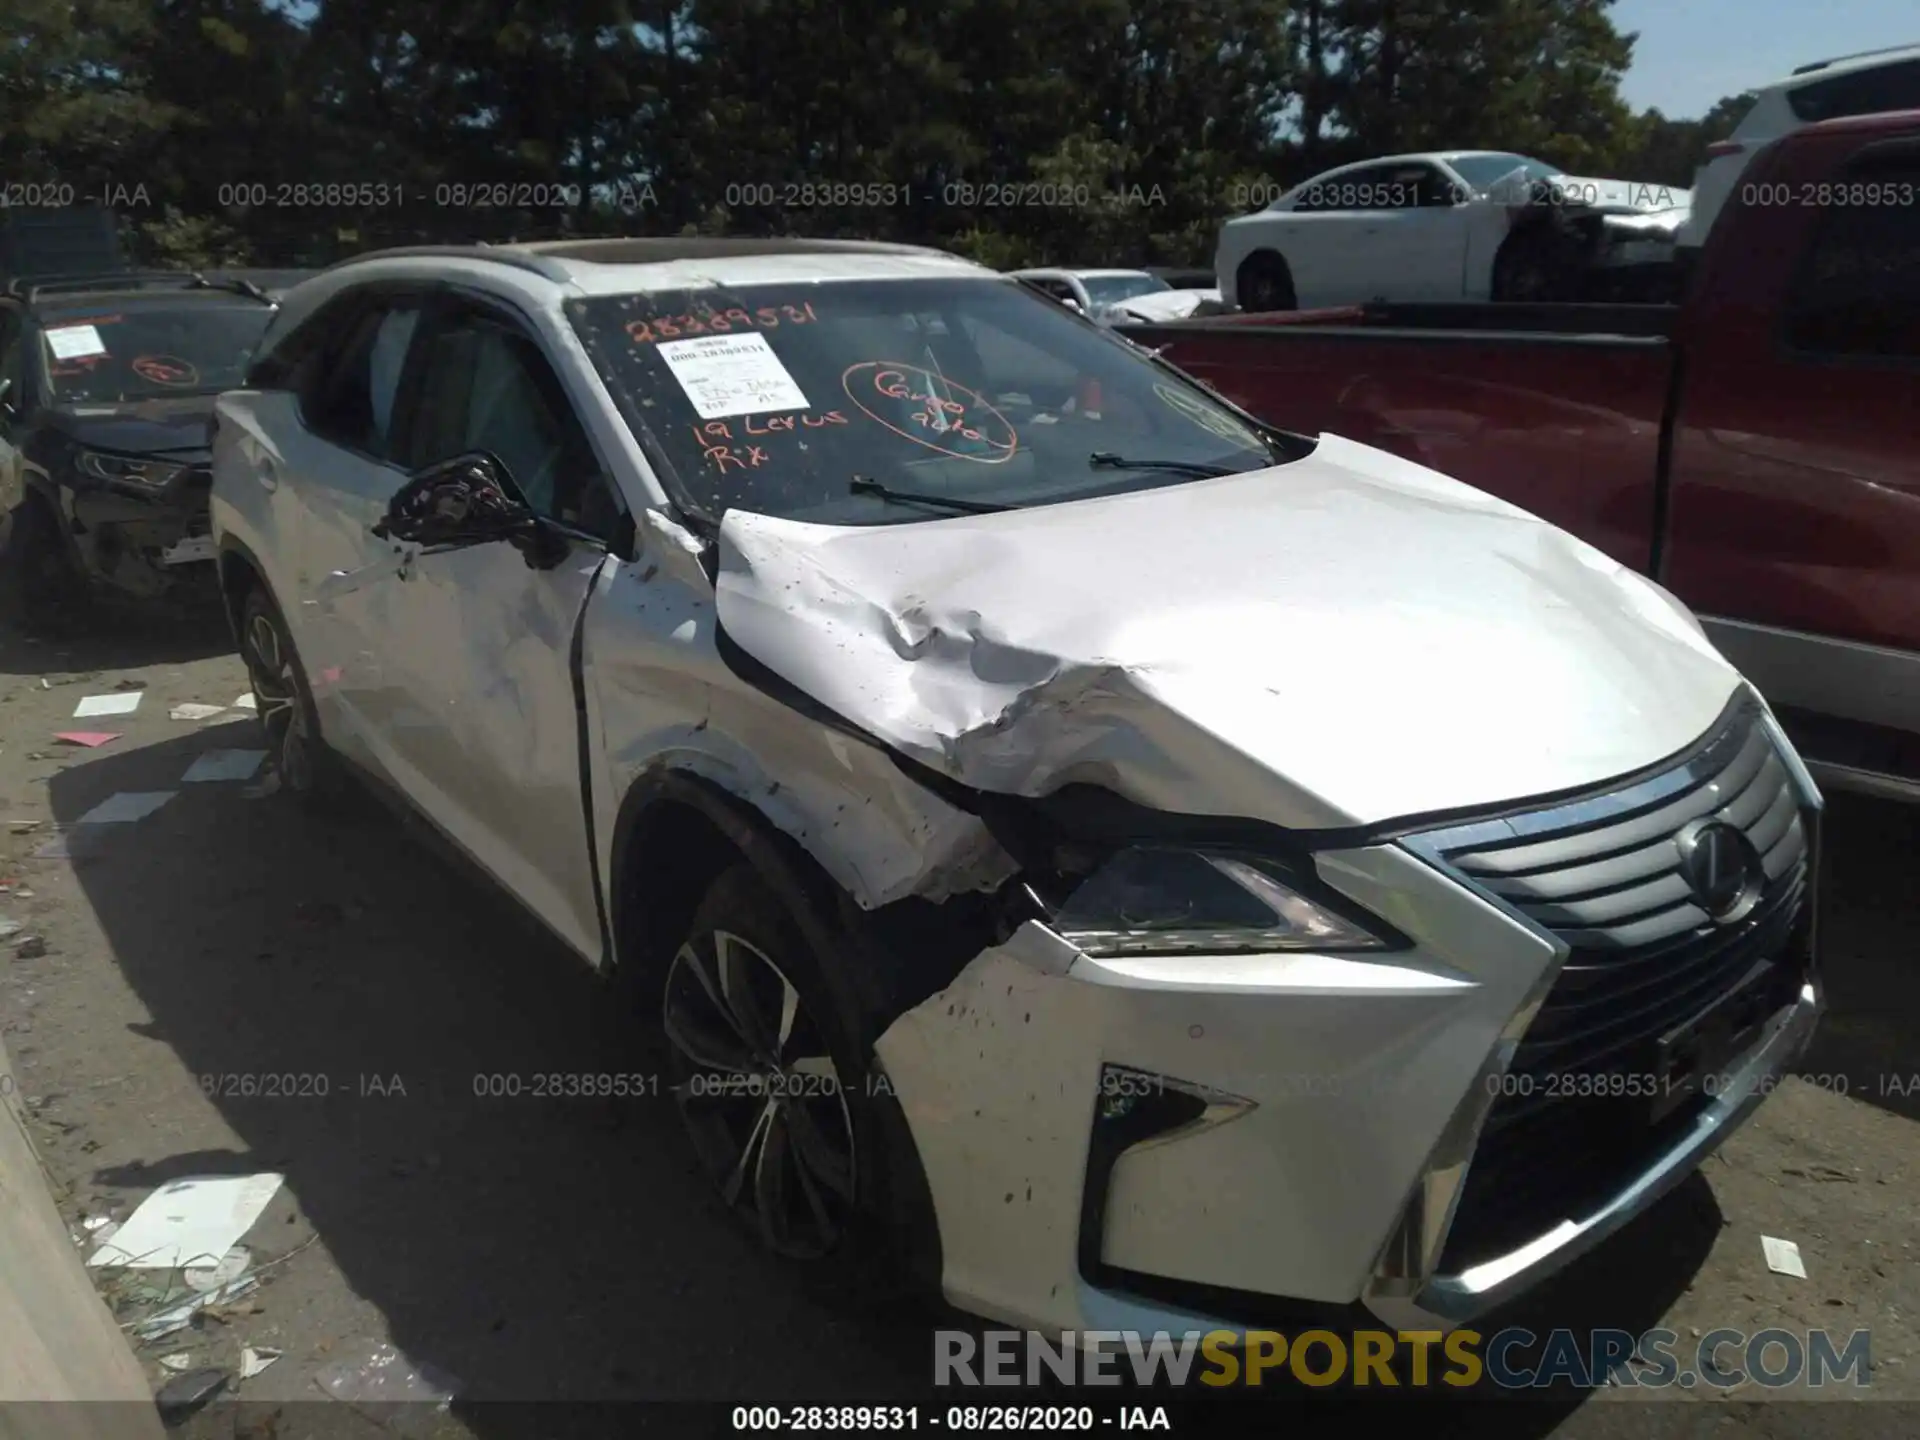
[
  {"left": 875, "top": 695, "right": 1822, "bottom": 1338},
  {"left": 66, "top": 462, "right": 216, "bottom": 594}
]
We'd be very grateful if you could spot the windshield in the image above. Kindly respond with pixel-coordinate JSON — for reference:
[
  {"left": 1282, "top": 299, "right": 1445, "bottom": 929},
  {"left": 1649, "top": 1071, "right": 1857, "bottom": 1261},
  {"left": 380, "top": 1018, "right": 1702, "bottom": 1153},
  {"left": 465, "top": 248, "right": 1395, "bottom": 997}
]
[
  {"left": 567, "top": 277, "right": 1286, "bottom": 526},
  {"left": 1448, "top": 153, "right": 1564, "bottom": 191},
  {"left": 1082, "top": 273, "right": 1173, "bottom": 305},
  {"left": 38, "top": 303, "right": 275, "bottom": 402}
]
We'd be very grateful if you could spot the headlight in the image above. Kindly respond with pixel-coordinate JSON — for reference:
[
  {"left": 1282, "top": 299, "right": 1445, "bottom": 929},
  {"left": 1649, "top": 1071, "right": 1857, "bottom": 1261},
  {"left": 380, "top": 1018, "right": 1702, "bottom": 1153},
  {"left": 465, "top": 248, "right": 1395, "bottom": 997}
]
[
  {"left": 76, "top": 450, "right": 188, "bottom": 490},
  {"left": 1051, "top": 845, "right": 1391, "bottom": 956}
]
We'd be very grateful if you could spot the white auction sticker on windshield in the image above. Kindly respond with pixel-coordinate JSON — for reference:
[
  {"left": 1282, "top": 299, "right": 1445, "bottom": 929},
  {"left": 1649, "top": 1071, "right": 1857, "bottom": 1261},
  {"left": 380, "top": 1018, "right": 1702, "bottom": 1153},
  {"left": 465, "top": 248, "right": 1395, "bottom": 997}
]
[
  {"left": 45, "top": 324, "right": 109, "bottom": 360},
  {"left": 657, "top": 332, "right": 810, "bottom": 419}
]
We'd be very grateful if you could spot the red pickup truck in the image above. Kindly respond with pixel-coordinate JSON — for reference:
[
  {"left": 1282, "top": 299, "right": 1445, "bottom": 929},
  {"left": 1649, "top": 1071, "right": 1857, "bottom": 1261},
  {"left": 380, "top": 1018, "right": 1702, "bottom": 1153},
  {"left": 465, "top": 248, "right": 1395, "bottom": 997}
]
[{"left": 1130, "top": 109, "right": 1920, "bottom": 803}]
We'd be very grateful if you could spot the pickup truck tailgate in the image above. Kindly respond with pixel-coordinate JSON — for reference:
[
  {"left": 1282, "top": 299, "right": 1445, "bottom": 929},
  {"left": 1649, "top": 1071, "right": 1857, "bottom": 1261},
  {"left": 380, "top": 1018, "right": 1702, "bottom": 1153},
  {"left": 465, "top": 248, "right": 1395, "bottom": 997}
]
[{"left": 1130, "top": 307, "right": 1678, "bottom": 573}]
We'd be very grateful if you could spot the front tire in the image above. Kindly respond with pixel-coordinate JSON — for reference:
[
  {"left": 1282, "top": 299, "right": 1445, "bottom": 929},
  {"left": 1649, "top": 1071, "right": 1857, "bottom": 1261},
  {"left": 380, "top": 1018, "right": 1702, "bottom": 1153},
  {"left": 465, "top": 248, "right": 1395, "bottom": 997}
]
[
  {"left": 662, "top": 862, "right": 923, "bottom": 1273},
  {"left": 0, "top": 491, "right": 89, "bottom": 630},
  {"left": 239, "top": 585, "right": 344, "bottom": 805}
]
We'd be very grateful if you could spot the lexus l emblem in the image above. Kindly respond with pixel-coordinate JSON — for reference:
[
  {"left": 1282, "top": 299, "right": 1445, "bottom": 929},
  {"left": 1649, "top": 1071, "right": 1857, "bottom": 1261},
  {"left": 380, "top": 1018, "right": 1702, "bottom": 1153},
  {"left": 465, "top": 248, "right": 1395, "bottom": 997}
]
[{"left": 1675, "top": 819, "right": 1761, "bottom": 923}]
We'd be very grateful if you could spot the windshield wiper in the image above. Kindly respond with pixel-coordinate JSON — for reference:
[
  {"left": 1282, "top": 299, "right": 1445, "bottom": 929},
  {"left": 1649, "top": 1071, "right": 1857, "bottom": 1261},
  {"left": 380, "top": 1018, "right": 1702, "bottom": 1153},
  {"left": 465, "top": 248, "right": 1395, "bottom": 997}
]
[
  {"left": 849, "top": 475, "right": 1014, "bottom": 515},
  {"left": 1089, "top": 451, "right": 1236, "bottom": 478}
]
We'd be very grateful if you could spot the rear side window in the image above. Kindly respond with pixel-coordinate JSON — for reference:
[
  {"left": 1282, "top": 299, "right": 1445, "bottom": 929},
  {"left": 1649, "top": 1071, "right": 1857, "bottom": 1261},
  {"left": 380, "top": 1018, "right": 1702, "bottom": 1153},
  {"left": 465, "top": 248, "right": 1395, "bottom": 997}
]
[
  {"left": 1783, "top": 160, "right": 1920, "bottom": 359},
  {"left": 1787, "top": 59, "right": 1920, "bottom": 123},
  {"left": 304, "top": 302, "right": 423, "bottom": 458}
]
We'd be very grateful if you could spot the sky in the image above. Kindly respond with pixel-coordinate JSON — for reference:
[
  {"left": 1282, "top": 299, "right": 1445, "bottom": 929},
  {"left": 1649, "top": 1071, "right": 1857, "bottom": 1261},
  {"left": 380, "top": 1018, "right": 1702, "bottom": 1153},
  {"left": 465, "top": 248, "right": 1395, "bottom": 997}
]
[{"left": 1614, "top": 0, "right": 1916, "bottom": 117}]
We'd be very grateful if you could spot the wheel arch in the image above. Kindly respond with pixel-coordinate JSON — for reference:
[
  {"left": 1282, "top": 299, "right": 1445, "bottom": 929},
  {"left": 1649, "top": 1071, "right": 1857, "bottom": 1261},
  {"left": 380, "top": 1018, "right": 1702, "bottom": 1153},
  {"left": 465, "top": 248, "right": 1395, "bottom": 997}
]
[
  {"left": 216, "top": 535, "right": 270, "bottom": 642},
  {"left": 609, "top": 765, "right": 956, "bottom": 1284}
]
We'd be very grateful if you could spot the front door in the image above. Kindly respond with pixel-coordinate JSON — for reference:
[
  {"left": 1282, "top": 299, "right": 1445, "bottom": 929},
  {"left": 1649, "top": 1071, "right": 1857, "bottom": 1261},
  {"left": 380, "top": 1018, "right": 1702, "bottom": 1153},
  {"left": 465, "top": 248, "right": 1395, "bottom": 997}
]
[{"left": 358, "top": 291, "right": 628, "bottom": 961}]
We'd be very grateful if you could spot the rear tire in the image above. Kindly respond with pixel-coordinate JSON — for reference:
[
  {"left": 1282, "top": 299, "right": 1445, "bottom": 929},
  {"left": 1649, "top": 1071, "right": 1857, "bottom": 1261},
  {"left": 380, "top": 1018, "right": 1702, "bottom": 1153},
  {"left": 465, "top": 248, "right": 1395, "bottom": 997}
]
[
  {"left": 238, "top": 584, "right": 346, "bottom": 807},
  {"left": 1236, "top": 251, "right": 1297, "bottom": 313},
  {"left": 661, "top": 862, "right": 931, "bottom": 1288}
]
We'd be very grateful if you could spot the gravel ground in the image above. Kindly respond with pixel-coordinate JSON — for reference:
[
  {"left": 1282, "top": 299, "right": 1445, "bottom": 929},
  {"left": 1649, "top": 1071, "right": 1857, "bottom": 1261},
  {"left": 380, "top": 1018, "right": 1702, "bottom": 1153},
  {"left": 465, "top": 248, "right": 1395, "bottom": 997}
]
[{"left": 1, "top": 608, "right": 1914, "bottom": 1439}]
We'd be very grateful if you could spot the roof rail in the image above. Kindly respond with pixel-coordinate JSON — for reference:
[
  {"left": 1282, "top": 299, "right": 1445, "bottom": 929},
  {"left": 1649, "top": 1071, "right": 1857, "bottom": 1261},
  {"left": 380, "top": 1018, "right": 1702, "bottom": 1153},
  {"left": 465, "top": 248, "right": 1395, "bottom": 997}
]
[
  {"left": 6, "top": 270, "right": 198, "bottom": 301},
  {"left": 318, "top": 245, "right": 574, "bottom": 282},
  {"left": 1792, "top": 43, "right": 1920, "bottom": 75},
  {"left": 7, "top": 270, "right": 279, "bottom": 305},
  {"left": 517, "top": 236, "right": 954, "bottom": 264}
]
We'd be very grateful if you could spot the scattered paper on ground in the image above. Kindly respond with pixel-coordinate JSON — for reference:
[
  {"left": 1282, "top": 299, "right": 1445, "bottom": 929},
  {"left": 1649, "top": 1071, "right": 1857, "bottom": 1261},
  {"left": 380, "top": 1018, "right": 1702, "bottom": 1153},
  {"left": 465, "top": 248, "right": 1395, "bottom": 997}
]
[
  {"left": 184, "top": 1244, "right": 251, "bottom": 1292},
  {"left": 170, "top": 702, "right": 229, "bottom": 721},
  {"left": 182, "top": 750, "right": 268, "bottom": 784},
  {"left": 53, "top": 731, "right": 121, "bottom": 748},
  {"left": 74, "top": 791, "right": 177, "bottom": 825},
  {"left": 89, "top": 1173, "right": 284, "bottom": 1269},
  {"left": 1762, "top": 1234, "right": 1807, "bottom": 1278},
  {"left": 72, "top": 692, "right": 143, "bottom": 718},
  {"left": 131, "top": 1275, "right": 260, "bottom": 1341},
  {"left": 232, "top": 693, "right": 258, "bottom": 711},
  {"left": 316, "top": 1339, "right": 460, "bottom": 1418},
  {"left": 158, "top": 1353, "right": 195, "bottom": 1373},
  {"left": 240, "top": 1346, "right": 282, "bottom": 1380}
]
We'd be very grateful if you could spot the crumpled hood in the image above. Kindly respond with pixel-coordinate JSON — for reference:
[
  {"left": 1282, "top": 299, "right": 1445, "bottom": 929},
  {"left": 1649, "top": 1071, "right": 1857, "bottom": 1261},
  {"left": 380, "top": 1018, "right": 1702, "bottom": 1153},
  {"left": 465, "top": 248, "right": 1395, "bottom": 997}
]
[{"left": 714, "top": 434, "right": 1742, "bottom": 830}]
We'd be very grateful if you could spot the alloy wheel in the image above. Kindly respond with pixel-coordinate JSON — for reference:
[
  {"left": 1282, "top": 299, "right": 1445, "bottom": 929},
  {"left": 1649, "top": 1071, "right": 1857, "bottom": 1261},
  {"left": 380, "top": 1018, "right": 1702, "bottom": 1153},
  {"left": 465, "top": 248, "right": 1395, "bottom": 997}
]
[
  {"left": 243, "top": 608, "right": 313, "bottom": 792},
  {"left": 663, "top": 928, "right": 857, "bottom": 1259}
]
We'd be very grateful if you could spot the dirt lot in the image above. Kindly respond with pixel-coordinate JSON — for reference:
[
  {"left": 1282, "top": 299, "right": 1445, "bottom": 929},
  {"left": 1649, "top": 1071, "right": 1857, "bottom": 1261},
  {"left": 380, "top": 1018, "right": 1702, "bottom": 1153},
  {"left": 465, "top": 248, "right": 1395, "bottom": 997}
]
[{"left": 1, "top": 608, "right": 1915, "bottom": 1438}]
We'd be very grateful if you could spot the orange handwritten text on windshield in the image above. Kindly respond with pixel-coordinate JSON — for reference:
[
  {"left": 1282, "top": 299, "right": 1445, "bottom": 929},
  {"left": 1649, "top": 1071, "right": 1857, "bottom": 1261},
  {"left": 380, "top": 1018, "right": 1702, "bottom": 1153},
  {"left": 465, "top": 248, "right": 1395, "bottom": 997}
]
[
  {"left": 841, "top": 362, "right": 1017, "bottom": 463},
  {"left": 627, "top": 300, "right": 818, "bottom": 347},
  {"left": 690, "top": 409, "right": 847, "bottom": 470}
]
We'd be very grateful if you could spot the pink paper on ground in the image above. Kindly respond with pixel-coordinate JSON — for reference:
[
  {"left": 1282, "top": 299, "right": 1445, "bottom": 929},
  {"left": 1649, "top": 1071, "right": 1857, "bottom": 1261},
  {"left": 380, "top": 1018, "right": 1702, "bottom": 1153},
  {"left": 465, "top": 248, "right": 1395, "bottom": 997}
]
[{"left": 53, "top": 732, "right": 122, "bottom": 748}]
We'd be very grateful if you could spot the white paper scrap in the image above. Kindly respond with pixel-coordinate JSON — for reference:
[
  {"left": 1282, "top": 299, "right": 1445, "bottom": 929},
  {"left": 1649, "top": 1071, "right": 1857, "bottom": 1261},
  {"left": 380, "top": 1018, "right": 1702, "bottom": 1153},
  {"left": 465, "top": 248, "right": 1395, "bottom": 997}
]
[
  {"left": 183, "top": 1244, "right": 251, "bottom": 1293},
  {"left": 73, "top": 691, "right": 143, "bottom": 718},
  {"left": 158, "top": 1353, "right": 195, "bottom": 1373},
  {"left": 239, "top": 1346, "right": 282, "bottom": 1380},
  {"left": 658, "top": 332, "right": 810, "bottom": 419},
  {"left": 74, "top": 791, "right": 176, "bottom": 825},
  {"left": 232, "top": 693, "right": 258, "bottom": 712},
  {"left": 1762, "top": 1235, "right": 1807, "bottom": 1279},
  {"left": 181, "top": 750, "right": 267, "bottom": 784},
  {"left": 46, "top": 324, "right": 108, "bottom": 361},
  {"left": 170, "top": 702, "right": 229, "bottom": 721},
  {"left": 87, "top": 1173, "right": 284, "bottom": 1269}
]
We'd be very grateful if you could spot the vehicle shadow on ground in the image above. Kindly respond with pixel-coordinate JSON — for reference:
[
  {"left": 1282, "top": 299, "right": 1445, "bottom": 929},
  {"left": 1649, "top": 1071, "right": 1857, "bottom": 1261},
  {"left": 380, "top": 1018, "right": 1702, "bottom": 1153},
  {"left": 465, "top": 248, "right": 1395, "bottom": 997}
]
[
  {"left": 1798, "top": 792, "right": 1920, "bottom": 1121},
  {"left": 0, "top": 604, "right": 234, "bottom": 680},
  {"left": 46, "top": 735, "right": 1912, "bottom": 1434}
]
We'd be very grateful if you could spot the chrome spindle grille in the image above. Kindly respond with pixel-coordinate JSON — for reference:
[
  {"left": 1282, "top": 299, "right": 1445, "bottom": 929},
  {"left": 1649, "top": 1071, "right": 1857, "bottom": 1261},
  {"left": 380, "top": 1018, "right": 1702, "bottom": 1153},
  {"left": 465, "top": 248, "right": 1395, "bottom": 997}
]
[{"left": 1407, "top": 697, "right": 1816, "bottom": 1270}]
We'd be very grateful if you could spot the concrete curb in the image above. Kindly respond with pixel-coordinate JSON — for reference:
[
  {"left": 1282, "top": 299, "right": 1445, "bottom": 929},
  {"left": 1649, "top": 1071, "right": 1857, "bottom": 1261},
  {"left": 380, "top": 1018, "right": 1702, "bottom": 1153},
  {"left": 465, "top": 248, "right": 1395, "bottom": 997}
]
[{"left": 0, "top": 1034, "right": 164, "bottom": 1436}]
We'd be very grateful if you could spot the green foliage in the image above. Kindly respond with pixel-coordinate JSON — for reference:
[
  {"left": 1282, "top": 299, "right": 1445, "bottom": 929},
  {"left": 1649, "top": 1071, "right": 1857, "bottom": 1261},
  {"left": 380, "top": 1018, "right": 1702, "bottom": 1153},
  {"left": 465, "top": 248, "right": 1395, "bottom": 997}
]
[{"left": 0, "top": 0, "right": 1733, "bottom": 270}]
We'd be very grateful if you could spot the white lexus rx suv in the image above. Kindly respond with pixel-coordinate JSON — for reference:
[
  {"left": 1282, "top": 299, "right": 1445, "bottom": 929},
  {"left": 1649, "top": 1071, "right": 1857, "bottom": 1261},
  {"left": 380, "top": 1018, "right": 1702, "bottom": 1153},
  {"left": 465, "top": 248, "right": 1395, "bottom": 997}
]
[{"left": 210, "top": 237, "right": 1823, "bottom": 1338}]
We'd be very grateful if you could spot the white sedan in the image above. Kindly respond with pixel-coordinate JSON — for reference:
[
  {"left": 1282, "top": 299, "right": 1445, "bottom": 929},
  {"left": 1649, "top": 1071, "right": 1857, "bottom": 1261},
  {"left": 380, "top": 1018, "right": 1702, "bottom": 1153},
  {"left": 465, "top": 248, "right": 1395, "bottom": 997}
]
[{"left": 1215, "top": 151, "right": 1692, "bottom": 311}]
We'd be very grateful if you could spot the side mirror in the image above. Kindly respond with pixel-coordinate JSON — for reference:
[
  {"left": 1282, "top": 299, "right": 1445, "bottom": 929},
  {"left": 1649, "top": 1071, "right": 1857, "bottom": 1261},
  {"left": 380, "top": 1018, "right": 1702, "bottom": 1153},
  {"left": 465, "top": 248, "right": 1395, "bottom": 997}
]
[{"left": 372, "top": 452, "right": 569, "bottom": 570}]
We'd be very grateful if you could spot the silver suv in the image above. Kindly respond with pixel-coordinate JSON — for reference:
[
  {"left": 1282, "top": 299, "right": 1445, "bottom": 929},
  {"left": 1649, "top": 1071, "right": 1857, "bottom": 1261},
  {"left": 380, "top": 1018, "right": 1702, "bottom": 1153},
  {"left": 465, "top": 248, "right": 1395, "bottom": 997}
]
[{"left": 210, "top": 238, "right": 1823, "bottom": 1338}]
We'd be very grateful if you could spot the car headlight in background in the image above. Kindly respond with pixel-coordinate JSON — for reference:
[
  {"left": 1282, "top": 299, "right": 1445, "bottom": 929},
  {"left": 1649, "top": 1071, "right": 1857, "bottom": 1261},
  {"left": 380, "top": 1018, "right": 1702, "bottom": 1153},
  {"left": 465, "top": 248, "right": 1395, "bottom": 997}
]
[
  {"left": 1051, "top": 845, "right": 1392, "bottom": 955},
  {"left": 76, "top": 450, "right": 189, "bottom": 490}
]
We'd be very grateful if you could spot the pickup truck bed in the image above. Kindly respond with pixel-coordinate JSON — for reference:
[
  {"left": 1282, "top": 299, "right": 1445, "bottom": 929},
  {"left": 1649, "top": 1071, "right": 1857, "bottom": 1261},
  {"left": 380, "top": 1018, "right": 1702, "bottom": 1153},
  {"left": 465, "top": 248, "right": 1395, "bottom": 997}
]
[{"left": 1128, "top": 110, "right": 1920, "bottom": 800}]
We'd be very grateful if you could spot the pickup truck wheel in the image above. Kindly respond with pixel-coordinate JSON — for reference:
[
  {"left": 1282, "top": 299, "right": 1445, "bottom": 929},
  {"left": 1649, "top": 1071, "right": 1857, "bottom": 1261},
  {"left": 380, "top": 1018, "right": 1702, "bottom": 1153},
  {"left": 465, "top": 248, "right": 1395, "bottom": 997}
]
[
  {"left": 663, "top": 862, "right": 916, "bottom": 1272},
  {"left": 1236, "top": 251, "right": 1296, "bottom": 313},
  {"left": 0, "top": 491, "right": 90, "bottom": 630},
  {"left": 239, "top": 585, "right": 344, "bottom": 806}
]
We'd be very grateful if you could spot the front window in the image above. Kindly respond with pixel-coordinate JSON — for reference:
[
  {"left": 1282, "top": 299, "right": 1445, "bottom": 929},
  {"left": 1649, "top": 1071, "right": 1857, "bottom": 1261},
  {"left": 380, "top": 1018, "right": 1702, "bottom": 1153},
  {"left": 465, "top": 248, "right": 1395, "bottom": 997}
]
[
  {"left": 1081, "top": 273, "right": 1172, "bottom": 305},
  {"left": 567, "top": 278, "right": 1289, "bottom": 527},
  {"left": 39, "top": 303, "right": 274, "bottom": 403},
  {"left": 1448, "top": 153, "right": 1564, "bottom": 192}
]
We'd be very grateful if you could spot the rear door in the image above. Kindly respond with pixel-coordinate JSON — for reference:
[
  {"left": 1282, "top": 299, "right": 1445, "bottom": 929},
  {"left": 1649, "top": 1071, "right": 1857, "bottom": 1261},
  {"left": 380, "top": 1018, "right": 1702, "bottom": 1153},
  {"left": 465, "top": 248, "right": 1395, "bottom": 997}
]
[
  {"left": 1286, "top": 162, "right": 1467, "bottom": 305},
  {"left": 355, "top": 289, "right": 625, "bottom": 960},
  {"left": 269, "top": 286, "right": 430, "bottom": 765},
  {"left": 1662, "top": 130, "right": 1920, "bottom": 747}
]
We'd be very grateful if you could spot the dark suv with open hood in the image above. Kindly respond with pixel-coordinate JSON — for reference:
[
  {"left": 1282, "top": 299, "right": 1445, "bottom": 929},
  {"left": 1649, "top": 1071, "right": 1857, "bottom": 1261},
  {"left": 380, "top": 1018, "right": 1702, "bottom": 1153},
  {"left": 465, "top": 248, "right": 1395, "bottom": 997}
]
[{"left": 0, "top": 271, "right": 285, "bottom": 621}]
